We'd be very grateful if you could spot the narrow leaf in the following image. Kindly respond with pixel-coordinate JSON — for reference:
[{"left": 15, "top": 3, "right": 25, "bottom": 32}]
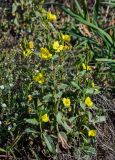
[
  {"left": 25, "top": 118, "right": 39, "bottom": 125},
  {"left": 0, "top": 148, "right": 6, "bottom": 153},
  {"left": 43, "top": 133, "right": 55, "bottom": 153}
]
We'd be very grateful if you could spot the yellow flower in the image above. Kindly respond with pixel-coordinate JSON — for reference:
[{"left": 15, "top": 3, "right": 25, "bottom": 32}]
[
  {"left": 82, "top": 63, "right": 92, "bottom": 70},
  {"left": 29, "top": 41, "right": 34, "bottom": 49},
  {"left": 62, "top": 34, "right": 71, "bottom": 42},
  {"left": 23, "top": 49, "right": 33, "bottom": 57},
  {"left": 62, "top": 98, "right": 71, "bottom": 108},
  {"left": 28, "top": 95, "right": 32, "bottom": 101},
  {"left": 88, "top": 130, "right": 96, "bottom": 137},
  {"left": 33, "top": 72, "right": 45, "bottom": 84},
  {"left": 85, "top": 97, "right": 93, "bottom": 107},
  {"left": 47, "top": 11, "right": 57, "bottom": 21},
  {"left": 91, "top": 82, "right": 95, "bottom": 88},
  {"left": 39, "top": 47, "right": 52, "bottom": 60},
  {"left": 41, "top": 114, "right": 49, "bottom": 122},
  {"left": 53, "top": 41, "right": 64, "bottom": 52}
]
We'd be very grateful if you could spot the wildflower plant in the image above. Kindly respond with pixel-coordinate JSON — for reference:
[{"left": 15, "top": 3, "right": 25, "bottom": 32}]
[{"left": 0, "top": 0, "right": 112, "bottom": 159}]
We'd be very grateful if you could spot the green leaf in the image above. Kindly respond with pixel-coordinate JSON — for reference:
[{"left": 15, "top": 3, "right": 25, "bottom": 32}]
[
  {"left": 25, "top": 118, "right": 39, "bottom": 125},
  {"left": 96, "top": 58, "right": 115, "bottom": 63},
  {"left": 25, "top": 128, "right": 38, "bottom": 134},
  {"left": 52, "top": 54, "right": 59, "bottom": 60},
  {"left": 87, "top": 111, "right": 93, "bottom": 122},
  {"left": 82, "top": 0, "right": 89, "bottom": 20},
  {"left": 58, "top": 83, "right": 68, "bottom": 90},
  {"left": 14, "top": 18, "right": 19, "bottom": 26},
  {"left": 93, "top": 0, "right": 99, "bottom": 24},
  {"left": 43, "top": 133, "right": 55, "bottom": 153},
  {"left": 12, "top": 3, "right": 17, "bottom": 13},
  {"left": 56, "top": 91, "right": 63, "bottom": 98},
  {"left": 43, "top": 93, "right": 52, "bottom": 102},
  {"left": 0, "top": 148, "right": 6, "bottom": 153},
  {"left": 74, "top": 0, "right": 84, "bottom": 17},
  {"left": 62, "top": 121, "right": 72, "bottom": 133},
  {"left": 95, "top": 116, "right": 106, "bottom": 123},
  {"left": 83, "top": 146, "right": 96, "bottom": 155},
  {"left": 80, "top": 101, "right": 85, "bottom": 110},
  {"left": 69, "top": 117, "right": 76, "bottom": 123},
  {"left": 71, "top": 81, "right": 80, "bottom": 90},
  {"left": 79, "top": 70, "right": 86, "bottom": 76},
  {"left": 86, "top": 88, "right": 94, "bottom": 94},
  {"left": 56, "top": 112, "right": 72, "bottom": 133},
  {"left": 35, "top": 11, "right": 40, "bottom": 17},
  {"left": 56, "top": 112, "right": 63, "bottom": 124}
]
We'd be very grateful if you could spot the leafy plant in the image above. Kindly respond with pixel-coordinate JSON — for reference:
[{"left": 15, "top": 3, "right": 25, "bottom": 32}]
[{"left": 0, "top": 0, "right": 114, "bottom": 159}]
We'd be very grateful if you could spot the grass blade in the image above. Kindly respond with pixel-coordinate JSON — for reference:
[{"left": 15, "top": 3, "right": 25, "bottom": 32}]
[{"left": 74, "top": 0, "right": 84, "bottom": 17}]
